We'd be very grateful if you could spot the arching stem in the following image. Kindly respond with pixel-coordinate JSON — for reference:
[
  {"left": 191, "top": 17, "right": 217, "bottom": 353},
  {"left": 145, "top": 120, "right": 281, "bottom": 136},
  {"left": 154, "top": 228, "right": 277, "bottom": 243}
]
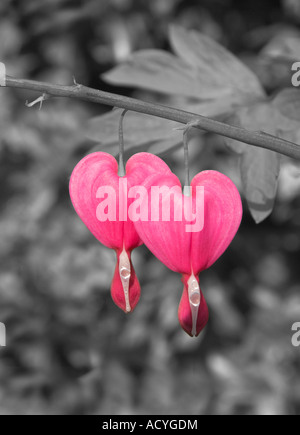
[{"left": 3, "top": 75, "right": 300, "bottom": 160}]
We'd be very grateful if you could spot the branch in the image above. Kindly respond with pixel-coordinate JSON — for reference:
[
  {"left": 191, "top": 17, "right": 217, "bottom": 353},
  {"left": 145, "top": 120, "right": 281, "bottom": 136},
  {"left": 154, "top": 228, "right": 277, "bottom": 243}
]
[{"left": 3, "top": 75, "right": 300, "bottom": 160}]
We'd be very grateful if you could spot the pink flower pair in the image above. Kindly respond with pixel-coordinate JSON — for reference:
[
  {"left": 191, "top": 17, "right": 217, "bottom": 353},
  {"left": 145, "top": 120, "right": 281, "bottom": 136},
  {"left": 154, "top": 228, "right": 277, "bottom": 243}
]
[{"left": 69, "top": 152, "right": 242, "bottom": 337}]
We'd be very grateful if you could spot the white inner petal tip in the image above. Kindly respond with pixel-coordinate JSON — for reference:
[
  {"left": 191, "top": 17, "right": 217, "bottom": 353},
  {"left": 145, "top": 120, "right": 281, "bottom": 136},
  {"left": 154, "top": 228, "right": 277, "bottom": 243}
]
[
  {"left": 119, "top": 249, "right": 131, "bottom": 313},
  {"left": 187, "top": 274, "right": 201, "bottom": 337}
]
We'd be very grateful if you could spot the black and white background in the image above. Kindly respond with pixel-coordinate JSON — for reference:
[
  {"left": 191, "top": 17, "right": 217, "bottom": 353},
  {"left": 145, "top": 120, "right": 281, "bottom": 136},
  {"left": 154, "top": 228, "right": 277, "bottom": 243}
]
[{"left": 0, "top": 0, "right": 300, "bottom": 416}]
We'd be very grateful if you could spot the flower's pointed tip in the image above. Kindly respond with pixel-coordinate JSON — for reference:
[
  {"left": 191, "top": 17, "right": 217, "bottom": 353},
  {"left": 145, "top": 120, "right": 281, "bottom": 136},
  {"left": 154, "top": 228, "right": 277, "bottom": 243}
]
[
  {"left": 178, "top": 274, "right": 209, "bottom": 337},
  {"left": 111, "top": 250, "right": 140, "bottom": 313}
]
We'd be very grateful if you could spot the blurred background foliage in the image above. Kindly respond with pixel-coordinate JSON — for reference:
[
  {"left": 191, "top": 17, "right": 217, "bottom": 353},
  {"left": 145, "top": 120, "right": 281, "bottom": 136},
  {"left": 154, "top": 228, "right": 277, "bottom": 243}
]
[{"left": 1, "top": 0, "right": 300, "bottom": 415}]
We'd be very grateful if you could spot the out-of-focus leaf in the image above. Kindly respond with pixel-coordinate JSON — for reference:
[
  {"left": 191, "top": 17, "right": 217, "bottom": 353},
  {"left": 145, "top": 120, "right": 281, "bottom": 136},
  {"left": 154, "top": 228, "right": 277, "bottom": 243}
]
[
  {"left": 103, "top": 26, "right": 264, "bottom": 101},
  {"left": 146, "top": 137, "right": 182, "bottom": 156},
  {"left": 89, "top": 136, "right": 182, "bottom": 158},
  {"left": 99, "top": 26, "right": 266, "bottom": 156},
  {"left": 87, "top": 109, "right": 182, "bottom": 147},
  {"left": 103, "top": 49, "right": 209, "bottom": 98},
  {"left": 241, "top": 147, "right": 281, "bottom": 224},
  {"left": 261, "top": 34, "right": 300, "bottom": 62},
  {"left": 226, "top": 91, "right": 300, "bottom": 222},
  {"left": 272, "top": 88, "right": 300, "bottom": 122},
  {"left": 283, "top": 0, "right": 300, "bottom": 21},
  {"left": 169, "top": 25, "right": 264, "bottom": 98},
  {"left": 270, "top": 90, "right": 300, "bottom": 144},
  {"left": 225, "top": 103, "right": 282, "bottom": 223},
  {"left": 278, "top": 162, "right": 300, "bottom": 201}
]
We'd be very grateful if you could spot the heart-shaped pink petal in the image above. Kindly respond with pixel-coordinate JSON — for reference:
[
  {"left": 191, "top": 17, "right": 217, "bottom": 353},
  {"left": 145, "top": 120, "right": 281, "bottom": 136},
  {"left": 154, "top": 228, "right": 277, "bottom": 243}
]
[
  {"left": 69, "top": 151, "right": 172, "bottom": 312},
  {"left": 190, "top": 170, "right": 243, "bottom": 274},
  {"left": 135, "top": 167, "right": 242, "bottom": 336},
  {"left": 70, "top": 152, "right": 120, "bottom": 246},
  {"left": 135, "top": 170, "right": 242, "bottom": 274},
  {"left": 69, "top": 151, "right": 172, "bottom": 251},
  {"left": 133, "top": 172, "right": 193, "bottom": 274}
]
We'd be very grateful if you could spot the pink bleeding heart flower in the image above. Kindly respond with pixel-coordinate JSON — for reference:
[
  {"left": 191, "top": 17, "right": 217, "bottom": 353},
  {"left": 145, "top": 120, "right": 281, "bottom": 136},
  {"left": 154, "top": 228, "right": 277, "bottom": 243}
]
[
  {"left": 134, "top": 169, "right": 242, "bottom": 337},
  {"left": 69, "top": 151, "right": 172, "bottom": 313}
]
